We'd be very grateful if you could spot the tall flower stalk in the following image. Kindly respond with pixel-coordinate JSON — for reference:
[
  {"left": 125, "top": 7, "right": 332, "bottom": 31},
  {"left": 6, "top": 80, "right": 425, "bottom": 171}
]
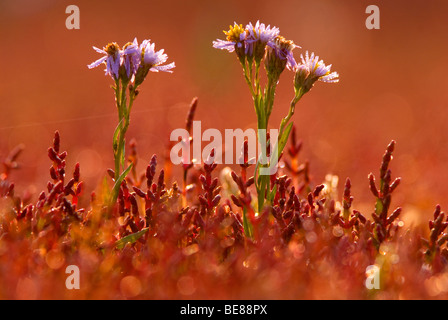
[
  {"left": 88, "top": 38, "right": 175, "bottom": 204},
  {"left": 213, "top": 21, "right": 339, "bottom": 220}
]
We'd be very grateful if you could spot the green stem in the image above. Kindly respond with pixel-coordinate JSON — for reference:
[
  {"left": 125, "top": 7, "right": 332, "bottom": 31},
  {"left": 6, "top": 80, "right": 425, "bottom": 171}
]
[
  {"left": 242, "top": 64, "right": 256, "bottom": 98},
  {"left": 113, "top": 81, "right": 122, "bottom": 183},
  {"left": 115, "top": 80, "right": 130, "bottom": 178},
  {"left": 114, "top": 79, "right": 122, "bottom": 119},
  {"left": 111, "top": 80, "right": 135, "bottom": 206},
  {"left": 242, "top": 206, "right": 253, "bottom": 238},
  {"left": 255, "top": 108, "right": 268, "bottom": 213},
  {"left": 254, "top": 61, "right": 261, "bottom": 97},
  {"left": 279, "top": 92, "right": 303, "bottom": 139},
  {"left": 265, "top": 76, "right": 277, "bottom": 119}
]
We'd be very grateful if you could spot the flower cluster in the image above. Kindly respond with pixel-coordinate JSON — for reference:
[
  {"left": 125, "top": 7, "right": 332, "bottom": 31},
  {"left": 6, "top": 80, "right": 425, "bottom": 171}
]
[
  {"left": 213, "top": 21, "right": 339, "bottom": 215},
  {"left": 213, "top": 21, "right": 338, "bottom": 92},
  {"left": 213, "top": 21, "right": 294, "bottom": 77},
  {"left": 88, "top": 38, "right": 175, "bottom": 204},
  {"left": 88, "top": 38, "right": 175, "bottom": 85}
]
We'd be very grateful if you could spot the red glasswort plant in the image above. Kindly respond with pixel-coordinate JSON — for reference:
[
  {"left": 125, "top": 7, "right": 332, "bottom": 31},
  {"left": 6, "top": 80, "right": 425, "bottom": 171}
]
[{"left": 0, "top": 119, "right": 448, "bottom": 299}]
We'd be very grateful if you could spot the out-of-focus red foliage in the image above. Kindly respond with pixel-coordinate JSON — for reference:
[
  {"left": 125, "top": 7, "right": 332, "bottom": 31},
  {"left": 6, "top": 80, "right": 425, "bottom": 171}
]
[{"left": 0, "top": 129, "right": 447, "bottom": 300}]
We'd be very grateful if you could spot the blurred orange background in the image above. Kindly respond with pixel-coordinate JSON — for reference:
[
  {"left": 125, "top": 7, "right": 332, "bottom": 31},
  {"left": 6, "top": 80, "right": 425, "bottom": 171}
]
[{"left": 1, "top": 0, "right": 447, "bottom": 224}]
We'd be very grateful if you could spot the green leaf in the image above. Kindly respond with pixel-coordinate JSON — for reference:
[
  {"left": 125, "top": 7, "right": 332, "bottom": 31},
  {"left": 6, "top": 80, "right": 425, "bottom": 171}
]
[
  {"left": 115, "top": 228, "right": 149, "bottom": 249},
  {"left": 118, "top": 138, "right": 126, "bottom": 166},
  {"left": 113, "top": 118, "right": 124, "bottom": 153},
  {"left": 278, "top": 122, "right": 294, "bottom": 156},
  {"left": 242, "top": 207, "right": 253, "bottom": 239},
  {"left": 267, "top": 184, "right": 278, "bottom": 203},
  {"left": 257, "top": 174, "right": 268, "bottom": 213},
  {"left": 110, "top": 162, "right": 133, "bottom": 205},
  {"left": 113, "top": 162, "right": 132, "bottom": 190}
]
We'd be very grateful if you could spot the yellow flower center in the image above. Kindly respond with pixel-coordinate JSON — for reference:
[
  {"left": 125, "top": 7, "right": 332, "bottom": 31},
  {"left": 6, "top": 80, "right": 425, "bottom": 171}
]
[
  {"left": 105, "top": 42, "right": 120, "bottom": 56},
  {"left": 224, "top": 24, "right": 245, "bottom": 43}
]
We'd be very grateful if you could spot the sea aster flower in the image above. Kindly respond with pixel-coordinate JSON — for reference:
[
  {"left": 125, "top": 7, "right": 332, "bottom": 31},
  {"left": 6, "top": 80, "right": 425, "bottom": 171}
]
[
  {"left": 245, "top": 21, "right": 280, "bottom": 61},
  {"left": 293, "top": 51, "right": 339, "bottom": 95},
  {"left": 265, "top": 36, "right": 298, "bottom": 79},
  {"left": 88, "top": 42, "right": 122, "bottom": 80},
  {"left": 121, "top": 38, "right": 140, "bottom": 80},
  {"left": 298, "top": 51, "right": 339, "bottom": 83},
  {"left": 139, "top": 39, "right": 175, "bottom": 73},
  {"left": 212, "top": 22, "right": 247, "bottom": 52},
  {"left": 89, "top": 39, "right": 175, "bottom": 88},
  {"left": 132, "top": 39, "right": 175, "bottom": 87}
]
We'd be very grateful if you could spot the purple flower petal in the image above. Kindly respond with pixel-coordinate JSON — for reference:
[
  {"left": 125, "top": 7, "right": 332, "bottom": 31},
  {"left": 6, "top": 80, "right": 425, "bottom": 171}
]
[
  {"left": 87, "top": 56, "right": 107, "bottom": 69},
  {"left": 150, "top": 62, "right": 176, "bottom": 73},
  {"left": 212, "top": 40, "right": 236, "bottom": 52}
]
